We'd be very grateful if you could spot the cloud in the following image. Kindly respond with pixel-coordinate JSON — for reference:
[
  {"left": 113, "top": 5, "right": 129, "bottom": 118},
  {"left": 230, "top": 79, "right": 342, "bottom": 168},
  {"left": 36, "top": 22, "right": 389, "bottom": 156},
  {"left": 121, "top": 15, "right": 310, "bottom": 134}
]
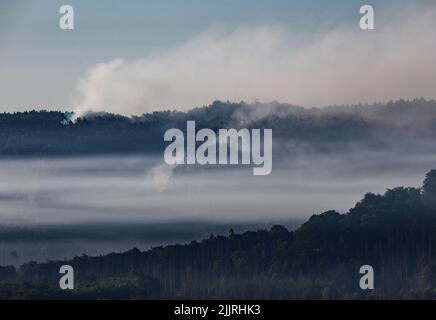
[{"left": 71, "top": 7, "right": 436, "bottom": 118}]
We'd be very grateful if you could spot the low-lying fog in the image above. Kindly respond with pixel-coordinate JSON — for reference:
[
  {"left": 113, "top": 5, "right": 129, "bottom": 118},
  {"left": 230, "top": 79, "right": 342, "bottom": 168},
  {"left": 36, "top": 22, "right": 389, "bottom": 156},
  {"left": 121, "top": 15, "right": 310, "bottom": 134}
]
[{"left": 0, "top": 152, "right": 434, "bottom": 265}]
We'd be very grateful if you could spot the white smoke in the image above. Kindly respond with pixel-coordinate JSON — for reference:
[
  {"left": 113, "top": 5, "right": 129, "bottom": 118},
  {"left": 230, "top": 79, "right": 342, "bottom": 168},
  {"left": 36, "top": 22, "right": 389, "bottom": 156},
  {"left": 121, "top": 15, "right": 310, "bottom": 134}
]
[
  {"left": 71, "top": 7, "right": 436, "bottom": 119},
  {"left": 146, "top": 163, "right": 176, "bottom": 191}
]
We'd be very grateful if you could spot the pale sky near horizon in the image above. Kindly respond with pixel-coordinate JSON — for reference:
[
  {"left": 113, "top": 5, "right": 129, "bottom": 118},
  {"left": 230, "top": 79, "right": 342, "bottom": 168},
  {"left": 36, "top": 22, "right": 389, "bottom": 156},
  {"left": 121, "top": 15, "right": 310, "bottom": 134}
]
[{"left": 0, "top": 0, "right": 435, "bottom": 114}]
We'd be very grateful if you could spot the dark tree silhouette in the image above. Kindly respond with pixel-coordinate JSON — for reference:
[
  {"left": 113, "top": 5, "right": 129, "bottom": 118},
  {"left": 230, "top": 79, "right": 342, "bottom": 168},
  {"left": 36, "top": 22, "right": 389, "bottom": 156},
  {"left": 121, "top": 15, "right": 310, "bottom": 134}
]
[{"left": 422, "top": 170, "right": 436, "bottom": 209}]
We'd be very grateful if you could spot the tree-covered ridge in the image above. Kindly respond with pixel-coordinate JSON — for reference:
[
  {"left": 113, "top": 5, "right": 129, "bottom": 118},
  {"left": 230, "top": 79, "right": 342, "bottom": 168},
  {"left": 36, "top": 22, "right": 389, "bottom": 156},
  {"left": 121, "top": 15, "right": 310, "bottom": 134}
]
[
  {"left": 1, "top": 99, "right": 436, "bottom": 156},
  {"left": 1, "top": 170, "right": 436, "bottom": 299}
]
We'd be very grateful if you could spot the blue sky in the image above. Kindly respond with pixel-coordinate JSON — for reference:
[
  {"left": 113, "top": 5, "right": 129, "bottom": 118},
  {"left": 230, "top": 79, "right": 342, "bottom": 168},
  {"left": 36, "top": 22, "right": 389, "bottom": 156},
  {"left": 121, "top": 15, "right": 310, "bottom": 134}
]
[{"left": 0, "top": 0, "right": 435, "bottom": 112}]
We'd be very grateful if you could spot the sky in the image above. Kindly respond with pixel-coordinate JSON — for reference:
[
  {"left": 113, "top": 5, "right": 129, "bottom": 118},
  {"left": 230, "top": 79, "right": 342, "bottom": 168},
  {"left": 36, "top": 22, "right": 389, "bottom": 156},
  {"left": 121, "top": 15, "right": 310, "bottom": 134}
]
[{"left": 0, "top": 0, "right": 435, "bottom": 115}]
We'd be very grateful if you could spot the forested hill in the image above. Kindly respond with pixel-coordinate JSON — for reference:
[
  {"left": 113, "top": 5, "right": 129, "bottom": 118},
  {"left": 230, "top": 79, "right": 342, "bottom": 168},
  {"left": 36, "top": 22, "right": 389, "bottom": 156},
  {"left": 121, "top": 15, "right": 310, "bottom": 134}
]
[
  {"left": 1, "top": 99, "right": 436, "bottom": 156},
  {"left": 2, "top": 170, "right": 436, "bottom": 299}
]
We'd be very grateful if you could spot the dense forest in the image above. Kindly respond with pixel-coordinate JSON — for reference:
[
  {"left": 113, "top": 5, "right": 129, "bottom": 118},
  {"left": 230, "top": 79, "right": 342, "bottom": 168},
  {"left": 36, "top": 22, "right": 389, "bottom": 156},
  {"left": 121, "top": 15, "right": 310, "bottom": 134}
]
[
  {"left": 1, "top": 99, "right": 436, "bottom": 156},
  {"left": 1, "top": 170, "right": 436, "bottom": 299}
]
